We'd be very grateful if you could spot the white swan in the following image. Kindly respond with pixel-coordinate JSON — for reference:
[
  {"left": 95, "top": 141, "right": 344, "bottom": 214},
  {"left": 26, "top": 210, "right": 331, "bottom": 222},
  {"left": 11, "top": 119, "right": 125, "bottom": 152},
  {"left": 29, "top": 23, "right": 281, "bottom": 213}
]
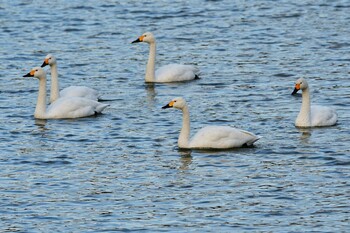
[
  {"left": 162, "top": 97, "right": 260, "bottom": 149},
  {"left": 41, "top": 54, "right": 100, "bottom": 103},
  {"left": 23, "top": 67, "right": 108, "bottom": 119},
  {"left": 292, "top": 77, "right": 337, "bottom": 127},
  {"left": 132, "top": 32, "right": 199, "bottom": 83}
]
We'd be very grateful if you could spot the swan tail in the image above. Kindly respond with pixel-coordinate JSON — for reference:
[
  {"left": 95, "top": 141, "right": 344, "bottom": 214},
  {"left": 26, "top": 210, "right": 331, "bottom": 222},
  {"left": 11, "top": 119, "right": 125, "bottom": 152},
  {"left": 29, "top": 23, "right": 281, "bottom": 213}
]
[
  {"left": 95, "top": 103, "right": 109, "bottom": 113},
  {"left": 246, "top": 135, "right": 262, "bottom": 146}
]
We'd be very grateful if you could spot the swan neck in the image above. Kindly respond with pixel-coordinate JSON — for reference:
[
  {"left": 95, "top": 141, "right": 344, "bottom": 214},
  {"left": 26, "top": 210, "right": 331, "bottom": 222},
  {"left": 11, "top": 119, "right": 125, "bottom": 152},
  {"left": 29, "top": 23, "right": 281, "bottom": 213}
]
[
  {"left": 50, "top": 63, "right": 60, "bottom": 103},
  {"left": 297, "top": 88, "right": 311, "bottom": 126},
  {"left": 179, "top": 105, "right": 191, "bottom": 148},
  {"left": 35, "top": 77, "right": 48, "bottom": 119},
  {"left": 145, "top": 42, "right": 156, "bottom": 82}
]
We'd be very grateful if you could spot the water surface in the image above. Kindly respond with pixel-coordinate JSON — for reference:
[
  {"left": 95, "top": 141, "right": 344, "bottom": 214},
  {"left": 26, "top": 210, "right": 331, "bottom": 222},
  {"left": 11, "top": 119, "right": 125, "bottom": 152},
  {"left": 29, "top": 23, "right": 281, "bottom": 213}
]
[{"left": 0, "top": 0, "right": 349, "bottom": 232}]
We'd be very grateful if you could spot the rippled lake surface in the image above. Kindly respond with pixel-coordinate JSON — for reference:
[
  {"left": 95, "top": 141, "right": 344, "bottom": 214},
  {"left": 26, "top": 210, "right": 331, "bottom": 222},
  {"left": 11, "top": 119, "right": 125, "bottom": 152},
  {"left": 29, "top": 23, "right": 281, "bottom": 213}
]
[{"left": 1, "top": 0, "right": 350, "bottom": 232}]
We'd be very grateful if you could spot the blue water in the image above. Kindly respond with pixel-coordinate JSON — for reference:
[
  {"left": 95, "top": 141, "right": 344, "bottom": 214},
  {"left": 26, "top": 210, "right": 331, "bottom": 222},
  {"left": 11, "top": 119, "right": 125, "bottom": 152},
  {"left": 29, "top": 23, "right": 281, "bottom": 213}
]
[{"left": 1, "top": 0, "right": 349, "bottom": 232}]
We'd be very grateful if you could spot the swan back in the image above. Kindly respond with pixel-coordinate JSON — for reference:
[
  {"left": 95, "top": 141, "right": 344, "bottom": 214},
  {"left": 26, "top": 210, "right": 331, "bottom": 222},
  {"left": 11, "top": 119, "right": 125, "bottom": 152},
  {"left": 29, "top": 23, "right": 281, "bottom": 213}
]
[
  {"left": 190, "top": 126, "right": 260, "bottom": 149},
  {"left": 155, "top": 64, "right": 199, "bottom": 82},
  {"left": 46, "top": 97, "right": 108, "bottom": 119},
  {"left": 60, "top": 86, "right": 100, "bottom": 101},
  {"left": 310, "top": 105, "right": 338, "bottom": 127}
]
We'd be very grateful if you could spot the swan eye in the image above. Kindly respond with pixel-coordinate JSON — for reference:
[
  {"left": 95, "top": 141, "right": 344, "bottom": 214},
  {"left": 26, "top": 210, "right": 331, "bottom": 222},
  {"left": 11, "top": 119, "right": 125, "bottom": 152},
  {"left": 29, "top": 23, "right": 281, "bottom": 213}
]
[
  {"left": 300, "top": 82, "right": 302, "bottom": 84},
  {"left": 35, "top": 69, "right": 38, "bottom": 72}
]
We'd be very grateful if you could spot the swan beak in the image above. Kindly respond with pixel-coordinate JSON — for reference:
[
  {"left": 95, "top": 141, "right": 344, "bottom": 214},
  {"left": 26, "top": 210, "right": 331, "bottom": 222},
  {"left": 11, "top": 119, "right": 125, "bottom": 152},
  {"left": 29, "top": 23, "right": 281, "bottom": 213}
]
[
  {"left": 291, "top": 88, "right": 299, "bottom": 95},
  {"left": 162, "top": 104, "right": 172, "bottom": 109},
  {"left": 291, "top": 83, "right": 300, "bottom": 95},
  {"left": 23, "top": 70, "right": 35, "bottom": 77},
  {"left": 162, "top": 101, "right": 174, "bottom": 109},
  {"left": 131, "top": 38, "right": 141, "bottom": 43},
  {"left": 41, "top": 59, "right": 49, "bottom": 68},
  {"left": 131, "top": 35, "right": 144, "bottom": 44}
]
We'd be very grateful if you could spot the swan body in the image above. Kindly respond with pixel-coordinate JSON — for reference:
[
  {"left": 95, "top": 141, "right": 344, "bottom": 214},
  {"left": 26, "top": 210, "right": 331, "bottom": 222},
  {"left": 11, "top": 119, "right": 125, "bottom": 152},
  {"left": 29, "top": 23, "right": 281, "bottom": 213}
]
[
  {"left": 132, "top": 32, "right": 199, "bottom": 83},
  {"left": 41, "top": 54, "right": 100, "bottom": 102},
  {"left": 292, "top": 78, "right": 337, "bottom": 127},
  {"left": 189, "top": 126, "right": 260, "bottom": 149},
  {"left": 43, "top": 97, "right": 107, "bottom": 119},
  {"left": 23, "top": 67, "right": 108, "bottom": 119},
  {"left": 162, "top": 97, "right": 260, "bottom": 149}
]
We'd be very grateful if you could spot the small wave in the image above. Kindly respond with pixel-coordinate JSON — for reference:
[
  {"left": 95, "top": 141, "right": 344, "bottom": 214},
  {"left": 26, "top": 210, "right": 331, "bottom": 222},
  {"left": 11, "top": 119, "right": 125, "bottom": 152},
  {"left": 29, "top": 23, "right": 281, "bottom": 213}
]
[
  {"left": 273, "top": 73, "right": 294, "bottom": 78},
  {"left": 64, "top": 28, "right": 85, "bottom": 32},
  {"left": 34, "top": 160, "right": 72, "bottom": 166}
]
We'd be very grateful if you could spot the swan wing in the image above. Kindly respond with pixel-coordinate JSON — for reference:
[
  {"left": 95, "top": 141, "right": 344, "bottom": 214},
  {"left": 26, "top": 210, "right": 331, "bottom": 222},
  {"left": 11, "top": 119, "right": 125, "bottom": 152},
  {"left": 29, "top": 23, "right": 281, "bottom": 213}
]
[
  {"left": 46, "top": 97, "right": 108, "bottom": 119},
  {"left": 311, "top": 105, "right": 337, "bottom": 126},
  {"left": 60, "top": 86, "right": 100, "bottom": 101},
  {"left": 155, "top": 64, "right": 198, "bottom": 82},
  {"left": 189, "top": 126, "right": 260, "bottom": 149}
]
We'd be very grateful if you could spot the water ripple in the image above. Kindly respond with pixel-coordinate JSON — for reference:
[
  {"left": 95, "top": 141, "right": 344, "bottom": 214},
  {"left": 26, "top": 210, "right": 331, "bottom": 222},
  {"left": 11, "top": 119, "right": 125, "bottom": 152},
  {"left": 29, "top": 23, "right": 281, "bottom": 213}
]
[{"left": 0, "top": 0, "right": 349, "bottom": 232}]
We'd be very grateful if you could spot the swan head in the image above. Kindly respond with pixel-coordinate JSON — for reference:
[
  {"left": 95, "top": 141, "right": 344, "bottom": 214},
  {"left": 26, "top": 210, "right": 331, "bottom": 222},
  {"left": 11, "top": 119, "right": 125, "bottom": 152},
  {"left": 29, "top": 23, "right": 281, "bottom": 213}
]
[
  {"left": 162, "top": 97, "right": 187, "bottom": 110},
  {"left": 23, "top": 67, "right": 46, "bottom": 80},
  {"left": 131, "top": 32, "right": 155, "bottom": 44},
  {"left": 41, "top": 54, "right": 57, "bottom": 67},
  {"left": 292, "top": 77, "right": 309, "bottom": 95}
]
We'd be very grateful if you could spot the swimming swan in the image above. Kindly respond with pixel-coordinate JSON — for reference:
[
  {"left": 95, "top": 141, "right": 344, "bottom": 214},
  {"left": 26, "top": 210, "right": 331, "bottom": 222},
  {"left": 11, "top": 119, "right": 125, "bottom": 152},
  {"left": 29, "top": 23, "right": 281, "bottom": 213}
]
[
  {"left": 291, "top": 77, "right": 337, "bottom": 127},
  {"left": 41, "top": 54, "right": 100, "bottom": 103},
  {"left": 23, "top": 67, "right": 108, "bottom": 119},
  {"left": 162, "top": 97, "right": 260, "bottom": 149},
  {"left": 132, "top": 32, "right": 199, "bottom": 83}
]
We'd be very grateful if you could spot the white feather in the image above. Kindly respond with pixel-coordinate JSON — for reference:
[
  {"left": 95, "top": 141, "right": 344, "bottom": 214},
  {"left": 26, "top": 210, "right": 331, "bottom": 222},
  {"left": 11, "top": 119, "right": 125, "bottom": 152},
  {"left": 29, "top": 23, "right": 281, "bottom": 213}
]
[
  {"left": 24, "top": 67, "right": 108, "bottom": 119},
  {"left": 163, "top": 97, "right": 260, "bottom": 149},
  {"left": 132, "top": 32, "right": 199, "bottom": 83},
  {"left": 42, "top": 54, "right": 100, "bottom": 102},
  {"left": 293, "top": 78, "right": 337, "bottom": 127}
]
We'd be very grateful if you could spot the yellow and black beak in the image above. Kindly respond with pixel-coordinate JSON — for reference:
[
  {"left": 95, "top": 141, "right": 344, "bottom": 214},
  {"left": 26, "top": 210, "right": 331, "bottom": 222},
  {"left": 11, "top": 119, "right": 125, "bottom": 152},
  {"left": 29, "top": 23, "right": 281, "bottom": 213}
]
[
  {"left": 162, "top": 101, "right": 174, "bottom": 109},
  {"left": 41, "top": 58, "right": 49, "bottom": 68},
  {"left": 291, "top": 83, "right": 300, "bottom": 95},
  {"left": 23, "top": 70, "right": 35, "bottom": 77},
  {"left": 131, "top": 35, "right": 144, "bottom": 44}
]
